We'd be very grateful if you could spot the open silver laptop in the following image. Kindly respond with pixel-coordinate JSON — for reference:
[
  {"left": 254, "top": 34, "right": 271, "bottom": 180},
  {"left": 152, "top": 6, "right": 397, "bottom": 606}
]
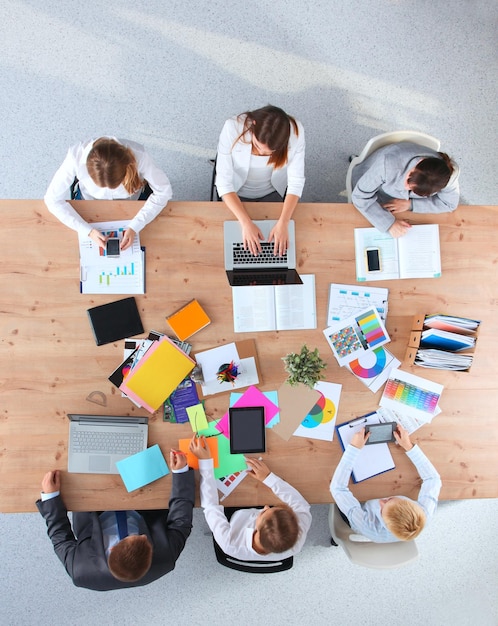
[
  {"left": 68, "top": 414, "right": 148, "bottom": 474},
  {"left": 224, "top": 219, "right": 302, "bottom": 286}
]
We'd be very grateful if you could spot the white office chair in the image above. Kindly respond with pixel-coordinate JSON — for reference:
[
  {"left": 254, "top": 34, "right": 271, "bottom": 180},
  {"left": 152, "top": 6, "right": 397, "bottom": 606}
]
[
  {"left": 328, "top": 504, "right": 419, "bottom": 569},
  {"left": 345, "top": 130, "right": 441, "bottom": 202}
]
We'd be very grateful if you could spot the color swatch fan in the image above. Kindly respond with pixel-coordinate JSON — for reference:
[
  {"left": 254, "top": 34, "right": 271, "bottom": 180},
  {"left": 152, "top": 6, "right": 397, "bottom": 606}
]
[
  {"left": 346, "top": 346, "right": 401, "bottom": 393},
  {"left": 323, "top": 306, "right": 390, "bottom": 367}
]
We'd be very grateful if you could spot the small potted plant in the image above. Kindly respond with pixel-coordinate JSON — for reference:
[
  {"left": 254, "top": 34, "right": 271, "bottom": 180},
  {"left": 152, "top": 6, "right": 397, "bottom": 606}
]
[{"left": 282, "top": 345, "right": 327, "bottom": 389}]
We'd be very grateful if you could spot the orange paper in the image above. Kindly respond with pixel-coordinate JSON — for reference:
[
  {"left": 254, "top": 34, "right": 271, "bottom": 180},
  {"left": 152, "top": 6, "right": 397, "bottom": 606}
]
[{"left": 178, "top": 436, "right": 219, "bottom": 469}]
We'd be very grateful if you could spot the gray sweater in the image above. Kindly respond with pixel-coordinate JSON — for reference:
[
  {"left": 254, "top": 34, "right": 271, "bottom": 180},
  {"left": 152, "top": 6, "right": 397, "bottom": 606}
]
[{"left": 351, "top": 142, "right": 460, "bottom": 232}]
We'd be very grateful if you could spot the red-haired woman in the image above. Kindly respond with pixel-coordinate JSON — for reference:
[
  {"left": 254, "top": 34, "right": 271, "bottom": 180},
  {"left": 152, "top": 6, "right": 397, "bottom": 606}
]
[
  {"left": 215, "top": 105, "right": 305, "bottom": 256},
  {"left": 45, "top": 137, "right": 172, "bottom": 250}
]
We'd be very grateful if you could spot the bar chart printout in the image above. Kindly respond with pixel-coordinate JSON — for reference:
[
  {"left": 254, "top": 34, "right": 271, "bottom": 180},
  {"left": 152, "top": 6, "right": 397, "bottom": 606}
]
[{"left": 79, "top": 220, "right": 145, "bottom": 294}]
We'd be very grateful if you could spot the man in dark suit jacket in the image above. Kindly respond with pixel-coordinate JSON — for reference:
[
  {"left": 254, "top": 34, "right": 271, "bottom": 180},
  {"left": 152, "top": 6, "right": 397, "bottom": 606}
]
[{"left": 36, "top": 450, "right": 195, "bottom": 591}]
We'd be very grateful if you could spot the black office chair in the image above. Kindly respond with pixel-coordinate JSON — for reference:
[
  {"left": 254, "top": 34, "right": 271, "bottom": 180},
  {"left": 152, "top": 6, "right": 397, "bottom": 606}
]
[
  {"left": 212, "top": 507, "right": 294, "bottom": 574},
  {"left": 70, "top": 177, "right": 80, "bottom": 200},
  {"left": 69, "top": 178, "right": 153, "bottom": 200},
  {"left": 209, "top": 156, "right": 220, "bottom": 201}
]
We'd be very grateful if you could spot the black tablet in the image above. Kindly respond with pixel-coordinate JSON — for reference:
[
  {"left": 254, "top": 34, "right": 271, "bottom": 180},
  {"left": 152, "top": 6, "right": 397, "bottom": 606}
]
[
  {"left": 365, "top": 422, "right": 396, "bottom": 444},
  {"left": 87, "top": 297, "right": 144, "bottom": 346},
  {"left": 229, "top": 406, "right": 266, "bottom": 454}
]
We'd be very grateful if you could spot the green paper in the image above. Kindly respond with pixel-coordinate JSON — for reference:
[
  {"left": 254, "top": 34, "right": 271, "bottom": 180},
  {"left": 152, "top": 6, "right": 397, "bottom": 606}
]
[
  {"left": 198, "top": 420, "right": 247, "bottom": 477},
  {"left": 186, "top": 403, "right": 208, "bottom": 432}
]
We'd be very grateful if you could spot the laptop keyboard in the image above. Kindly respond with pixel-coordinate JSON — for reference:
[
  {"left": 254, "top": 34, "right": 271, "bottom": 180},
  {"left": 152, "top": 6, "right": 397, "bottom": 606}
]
[
  {"left": 232, "top": 242, "right": 288, "bottom": 266},
  {"left": 72, "top": 430, "right": 144, "bottom": 455}
]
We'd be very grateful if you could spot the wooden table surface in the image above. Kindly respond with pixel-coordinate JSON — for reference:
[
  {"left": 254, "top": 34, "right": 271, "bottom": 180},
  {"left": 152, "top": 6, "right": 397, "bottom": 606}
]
[{"left": 1, "top": 200, "right": 497, "bottom": 512}]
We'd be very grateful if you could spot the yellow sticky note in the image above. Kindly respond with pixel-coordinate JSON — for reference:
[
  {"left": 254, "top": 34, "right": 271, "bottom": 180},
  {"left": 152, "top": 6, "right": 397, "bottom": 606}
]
[{"left": 186, "top": 403, "right": 208, "bottom": 432}]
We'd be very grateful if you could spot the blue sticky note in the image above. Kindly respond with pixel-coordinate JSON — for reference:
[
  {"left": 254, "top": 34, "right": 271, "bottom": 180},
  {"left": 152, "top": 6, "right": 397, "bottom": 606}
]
[{"left": 116, "top": 444, "right": 170, "bottom": 492}]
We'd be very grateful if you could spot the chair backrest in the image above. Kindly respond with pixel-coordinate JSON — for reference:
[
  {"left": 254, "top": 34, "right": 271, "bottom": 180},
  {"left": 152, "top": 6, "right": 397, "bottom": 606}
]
[
  {"left": 209, "top": 156, "right": 220, "bottom": 201},
  {"left": 328, "top": 504, "right": 419, "bottom": 569},
  {"left": 345, "top": 130, "right": 441, "bottom": 202},
  {"left": 212, "top": 537, "right": 293, "bottom": 573}
]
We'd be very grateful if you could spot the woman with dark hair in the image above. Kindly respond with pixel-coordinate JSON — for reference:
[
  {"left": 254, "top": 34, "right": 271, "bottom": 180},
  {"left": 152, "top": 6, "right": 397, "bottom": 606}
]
[
  {"left": 45, "top": 137, "right": 172, "bottom": 250},
  {"left": 351, "top": 142, "right": 459, "bottom": 237},
  {"left": 215, "top": 105, "right": 305, "bottom": 256}
]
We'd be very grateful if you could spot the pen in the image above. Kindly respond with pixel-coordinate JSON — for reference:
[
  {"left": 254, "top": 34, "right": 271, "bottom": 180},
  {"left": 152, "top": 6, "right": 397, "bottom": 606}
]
[{"left": 348, "top": 417, "right": 367, "bottom": 427}]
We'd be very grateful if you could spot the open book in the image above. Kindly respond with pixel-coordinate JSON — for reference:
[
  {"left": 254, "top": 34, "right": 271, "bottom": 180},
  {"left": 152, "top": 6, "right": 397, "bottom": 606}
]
[
  {"left": 355, "top": 224, "right": 441, "bottom": 281},
  {"left": 232, "top": 274, "right": 316, "bottom": 332}
]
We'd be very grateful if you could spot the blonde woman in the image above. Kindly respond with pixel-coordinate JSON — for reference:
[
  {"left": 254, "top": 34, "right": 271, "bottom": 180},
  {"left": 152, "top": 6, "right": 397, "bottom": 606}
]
[{"left": 44, "top": 137, "right": 172, "bottom": 250}]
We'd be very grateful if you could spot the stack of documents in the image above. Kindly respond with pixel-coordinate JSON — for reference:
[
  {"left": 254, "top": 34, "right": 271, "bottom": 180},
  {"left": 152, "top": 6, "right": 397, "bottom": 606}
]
[{"left": 414, "top": 349, "right": 474, "bottom": 371}]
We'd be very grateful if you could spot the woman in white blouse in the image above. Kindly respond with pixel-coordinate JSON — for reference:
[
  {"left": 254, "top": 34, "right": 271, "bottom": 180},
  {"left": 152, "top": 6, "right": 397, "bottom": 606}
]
[
  {"left": 44, "top": 137, "right": 172, "bottom": 250},
  {"left": 215, "top": 105, "right": 305, "bottom": 256}
]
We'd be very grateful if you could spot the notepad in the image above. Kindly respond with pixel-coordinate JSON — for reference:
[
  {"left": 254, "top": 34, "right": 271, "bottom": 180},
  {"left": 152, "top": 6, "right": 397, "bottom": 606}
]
[
  {"left": 116, "top": 444, "right": 169, "bottom": 492},
  {"left": 166, "top": 299, "right": 211, "bottom": 341},
  {"left": 119, "top": 336, "right": 195, "bottom": 412}
]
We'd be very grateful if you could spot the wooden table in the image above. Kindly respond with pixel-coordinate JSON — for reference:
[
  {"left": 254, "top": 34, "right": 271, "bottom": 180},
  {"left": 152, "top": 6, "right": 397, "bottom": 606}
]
[{"left": 1, "top": 200, "right": 497, "bottom": 512}]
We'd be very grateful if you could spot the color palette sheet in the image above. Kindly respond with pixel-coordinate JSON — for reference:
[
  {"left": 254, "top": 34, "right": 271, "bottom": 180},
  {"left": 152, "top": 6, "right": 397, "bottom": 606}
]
[
  {"left": 380, "top": 368, "right": 444, "bottom": 422},
  {"left": 323, "top": 306, "right": 390, "bottom": 367},
  {"left": 346, "top": 346, "right": 401, "bottom": 393}
]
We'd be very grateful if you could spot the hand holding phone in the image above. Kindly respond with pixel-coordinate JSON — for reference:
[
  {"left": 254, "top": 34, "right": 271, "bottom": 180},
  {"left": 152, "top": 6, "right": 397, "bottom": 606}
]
[
  {"left": 106, "top": 237, "right": 120, "bottom": 257},
  {"left": 365, "top": 422, "right": 396, "bottom": 444}
]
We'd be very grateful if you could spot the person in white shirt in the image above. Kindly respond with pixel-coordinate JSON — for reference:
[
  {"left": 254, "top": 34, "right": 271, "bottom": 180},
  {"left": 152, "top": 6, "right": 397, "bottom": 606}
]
[
  {"left": 44, "top": 137, "right": 172, "bottom": 250},
  {"left": 215, "top": 105, "right": 305, "bottom": 257},
  {"left": 189, "top": 435, "right": 312, "bottom": 561},
  {"left": 330, "top": 425, "right": 442, "bottom": 542}
]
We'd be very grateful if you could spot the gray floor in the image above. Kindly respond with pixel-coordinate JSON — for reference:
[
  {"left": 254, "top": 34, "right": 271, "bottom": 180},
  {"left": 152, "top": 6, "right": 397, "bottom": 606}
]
[{"left": 1, "top": 2, "right": 497, "bottom": 625}]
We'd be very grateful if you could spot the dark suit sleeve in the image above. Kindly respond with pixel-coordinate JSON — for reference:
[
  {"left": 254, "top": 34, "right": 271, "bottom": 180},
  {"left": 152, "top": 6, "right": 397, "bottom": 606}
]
[
  {"left": 36, "top": 496, "right": 78, "bottom": 577},
  {"left": 163, "top": 469, "right": 195, "bottom": 561}
]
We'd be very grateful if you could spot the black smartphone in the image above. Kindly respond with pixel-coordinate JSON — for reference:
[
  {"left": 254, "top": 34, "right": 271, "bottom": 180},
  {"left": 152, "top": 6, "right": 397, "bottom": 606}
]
[
  {"left": 365, "top": 247, "right": 381, "bottom": 272},
  {"left": 106, "top": 238, "right": 120, "bottom": 257},
  {"left": 365, "top": 422, "right": 396, "bottom": 444}
]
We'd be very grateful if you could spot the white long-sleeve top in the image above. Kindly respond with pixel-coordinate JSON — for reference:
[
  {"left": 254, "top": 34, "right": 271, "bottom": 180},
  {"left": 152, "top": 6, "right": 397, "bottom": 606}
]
[
  {"left": 198, "top": 458, "right": 312, "bottom": 560},
  {"left": 44, "top": 137, "right": 172, "bottom": 237},
  {"left": 330, "top": 444, "right": 442, "bottom": 543},
  {"left": 215, "top": 115, "right": 305, "bottom": 199}
]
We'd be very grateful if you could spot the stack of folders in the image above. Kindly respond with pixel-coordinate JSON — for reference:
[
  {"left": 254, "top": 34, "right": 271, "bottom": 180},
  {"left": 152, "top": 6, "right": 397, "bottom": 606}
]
[
  {"left": 119, "top": 336, "right": 195, "bottom": 413},
  {"left": 415, "top": 314, "right": 480, "bottom": 371}
]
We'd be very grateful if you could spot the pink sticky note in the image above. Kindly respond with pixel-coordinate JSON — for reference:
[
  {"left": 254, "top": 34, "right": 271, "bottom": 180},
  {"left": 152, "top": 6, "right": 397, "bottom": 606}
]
[{"left": 216, "top": 385, "right": 279, "bottom": 437}]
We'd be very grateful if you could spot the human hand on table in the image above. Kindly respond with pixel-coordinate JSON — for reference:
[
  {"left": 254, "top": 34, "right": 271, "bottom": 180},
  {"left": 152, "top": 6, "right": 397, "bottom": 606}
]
[
  {"left": 245, "top": 457, "right": 270, "bottom": 481},
  {"left": 241, "top": 220, "right": 264, "bottom": 256},
  {"left": 383, "top": 199, "right": 411, "bottom": 213},
  {"left": 41, "top": 469, "right": 60, "bottom": 493},
  {"left": 268, "top": 219, "right": 289, "bottom": 257},
  {"left": 88, "top": 228, "right": 106, "bottom": 249},
  {"left": 189, "top": 434, "right": 211, "bottom": 459},
  {"left": 121, "top": 228, "right": 136, "bottom": 251},
  {"left": 393, "top": 425, "right": 414, "bottom": 451},
  {"left": 350, "top": 428, "right": 370, "bottom": 449},
  {"left": 170, "top": 449, "right": 188, "bottom": 470},
  {"left": 388, "top": 219, "right": 412, "bottom": 238}
]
